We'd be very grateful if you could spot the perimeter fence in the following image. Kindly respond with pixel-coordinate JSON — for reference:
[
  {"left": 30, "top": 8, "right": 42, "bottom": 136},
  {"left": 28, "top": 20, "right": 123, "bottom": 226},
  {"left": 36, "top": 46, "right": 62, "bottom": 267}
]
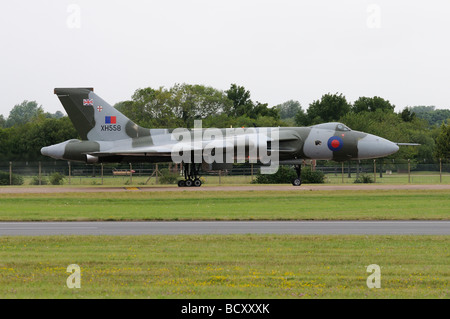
[{"left": 0, "top": 159, "right": 450, "bottom": 186}]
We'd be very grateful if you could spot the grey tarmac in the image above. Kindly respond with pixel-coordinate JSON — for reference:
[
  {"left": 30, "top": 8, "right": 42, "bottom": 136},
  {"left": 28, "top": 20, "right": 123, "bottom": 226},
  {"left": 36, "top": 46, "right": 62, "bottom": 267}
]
[{"left": 0, "top": 221, "right": 449, "bottom": 236}]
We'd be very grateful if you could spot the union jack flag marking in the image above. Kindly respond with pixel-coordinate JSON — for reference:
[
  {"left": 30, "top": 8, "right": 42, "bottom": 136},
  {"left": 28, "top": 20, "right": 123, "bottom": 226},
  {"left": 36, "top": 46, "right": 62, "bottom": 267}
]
[{"left": 83, "top": 99, "right": 94, "bottom": 106}]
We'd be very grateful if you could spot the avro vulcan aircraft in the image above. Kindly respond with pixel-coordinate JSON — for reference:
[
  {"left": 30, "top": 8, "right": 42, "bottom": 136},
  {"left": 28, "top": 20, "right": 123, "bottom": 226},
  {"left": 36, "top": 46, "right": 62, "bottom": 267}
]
[{"left": 41, "top": 88, "right": 400, "bottom": 186}]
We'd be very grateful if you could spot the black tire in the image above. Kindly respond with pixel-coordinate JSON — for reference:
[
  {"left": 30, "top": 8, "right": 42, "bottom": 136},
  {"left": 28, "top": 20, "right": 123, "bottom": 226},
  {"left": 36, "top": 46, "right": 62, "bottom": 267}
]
[
  {"left": 178, "top": 180, "right": 186, "bottom": 187},
  {"left": 292, "top": 178, "right": 302, "bottom": 186},
  {"left": 193, "top": 178, "right": 202, "bottom": 187},
  {"left": 185, "top": 179, "right": 193, "bottom": 187}
]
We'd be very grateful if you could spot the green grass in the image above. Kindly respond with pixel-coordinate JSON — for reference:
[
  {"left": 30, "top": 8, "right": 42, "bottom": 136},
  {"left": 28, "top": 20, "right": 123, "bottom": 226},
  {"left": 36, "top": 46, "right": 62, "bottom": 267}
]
[
  {"left": 0, "top": 189, "right": 449, "bottom": 221},
  {"left": 1, "top": 187, "right": 448, "bottom": 299},
  {"left": 18, "top": 172, "right": 450, "bottom": 186},
  {"left": 0, "top": 235, "right": 448, "bottom": 298},
  {"left": 325, "top": 173, "right": 450, "bottom": 184}
]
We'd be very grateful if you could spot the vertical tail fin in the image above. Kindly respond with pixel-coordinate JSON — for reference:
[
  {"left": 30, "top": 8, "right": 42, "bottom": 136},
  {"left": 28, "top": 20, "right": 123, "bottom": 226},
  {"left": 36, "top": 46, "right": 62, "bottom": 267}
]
[{"left": 54, "top": 88, "right": 149, "bottom": 141}]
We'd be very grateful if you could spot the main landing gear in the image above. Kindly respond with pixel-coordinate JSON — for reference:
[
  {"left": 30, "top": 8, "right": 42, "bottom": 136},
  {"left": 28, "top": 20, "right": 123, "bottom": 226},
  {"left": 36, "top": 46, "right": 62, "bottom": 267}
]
[
  {"left": 292, "top": 164, "right": 302, "bottom": 186},
  {"left": 178, "top": 163, "right": 202, "bottom": 187}
]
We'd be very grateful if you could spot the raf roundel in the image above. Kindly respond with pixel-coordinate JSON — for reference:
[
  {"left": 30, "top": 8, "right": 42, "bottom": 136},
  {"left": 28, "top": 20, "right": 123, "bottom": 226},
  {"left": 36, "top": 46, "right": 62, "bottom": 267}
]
[{"left": 327, "top": 136, "right": 344, "bottom": 151}]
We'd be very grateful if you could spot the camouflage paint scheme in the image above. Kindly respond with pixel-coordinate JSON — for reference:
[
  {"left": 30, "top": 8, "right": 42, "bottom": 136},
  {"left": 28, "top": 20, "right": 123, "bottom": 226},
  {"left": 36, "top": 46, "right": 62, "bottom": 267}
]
[{"left": 41, "top": 88, "right": 399, "bottom": 168}]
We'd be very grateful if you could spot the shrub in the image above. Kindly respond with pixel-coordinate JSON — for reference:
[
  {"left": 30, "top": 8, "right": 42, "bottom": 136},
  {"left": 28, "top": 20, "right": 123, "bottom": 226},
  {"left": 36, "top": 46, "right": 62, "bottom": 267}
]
[
  {"left": 159, "top": 169, "right": 180, "bottom": 184},
  {"left": 30, "top": 176, "right": 49, "bottom": 185},
  {"left": 49, "top": 172, "right": 65, "bottom": 185},
  {"left": 0, "top": 171, "right": 24, "bottom": 185},
  {"left": 301, "top": 169, "right": 325, "bottom": 184},
  {"left": 253, "top": 166, "right": 324, "bottom": 184},
  {"left": 252, "top": 166, "right": 296, "bottom": 184},
  {"left": 354, "top": 174, "right": 374, "bottom": 183}
]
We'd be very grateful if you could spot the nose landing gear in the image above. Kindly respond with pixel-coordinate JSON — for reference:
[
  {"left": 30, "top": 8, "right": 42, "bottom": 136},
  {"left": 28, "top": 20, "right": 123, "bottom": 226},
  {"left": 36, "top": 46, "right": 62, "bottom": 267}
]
[{"left": 292, "top": 164, "right": 302, "bottom": 186}]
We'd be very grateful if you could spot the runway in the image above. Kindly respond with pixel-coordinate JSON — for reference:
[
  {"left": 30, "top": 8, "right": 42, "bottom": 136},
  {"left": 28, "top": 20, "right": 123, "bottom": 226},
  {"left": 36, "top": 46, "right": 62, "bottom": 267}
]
[{"left": 0, "top": 221, "right": 449, "bottom": 236}]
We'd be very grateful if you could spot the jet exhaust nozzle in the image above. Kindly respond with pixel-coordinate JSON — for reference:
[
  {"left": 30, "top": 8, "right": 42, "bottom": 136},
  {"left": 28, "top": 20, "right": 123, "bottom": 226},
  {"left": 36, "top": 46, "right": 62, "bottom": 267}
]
[{"left": 86, "top": 155, "right": 99, "bottom": 163}]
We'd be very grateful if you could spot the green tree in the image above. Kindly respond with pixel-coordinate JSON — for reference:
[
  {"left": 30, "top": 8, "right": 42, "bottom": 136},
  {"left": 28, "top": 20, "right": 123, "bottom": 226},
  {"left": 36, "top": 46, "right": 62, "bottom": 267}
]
[
  {"left": 435, "top": 121, "right": 450, "bottom": 159},
  {"left": 306, "top": 93, "right": 351, "bottom": 125},
  {"left": 352, "top": 96, "right": 395, "bottom": 113},
  {"left": 253, "top": 115, "right": 281, "bottom": 127},
  {"left": 44, "top": 110, "right": 65, "bottom": 119},
  {"left": 274, "top": 100, "right": 302, "bottom": 119},
  {"left": 400, "top": 107, "right": 416, "bottom": 122},
  {"left": 6, "top": 100, "right": 44, "bottom": 127},
  {"left": 251, "top": 102, "right": 279, "bottom": 120},
  {"left": 7, "top": 117, "right": 78, "bottom": 161},
  {"left": 294, "top": 108, "right": 308, "bottom": 126},
  {"left": 170, "top": 83, "right": 233, "bottom": 127},
  {"left": 409, "top": 106, "right": 450, "bottom": 127},
  {"left": 0, "top": 128, "right": 12, "bottom": 161},
  {"left": 225, "top": 84, "right": 279, "bottom": 120},
  {"left": 118, "top": 84, "right": 233, "bottom": 128},
  {"left": 225, "top": 84, "right": 252, "bottom": 117},
  {"left": 202, "top": 113, "right": 234, "bottom": 129},
  {"left": 120, "top": 86, "right": 178, "bottom": 128}
]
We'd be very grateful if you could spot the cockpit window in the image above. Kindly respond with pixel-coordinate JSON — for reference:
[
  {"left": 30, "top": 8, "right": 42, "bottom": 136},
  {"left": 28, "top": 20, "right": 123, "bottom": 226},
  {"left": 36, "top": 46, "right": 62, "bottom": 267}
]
[
  {"left": 336, "top": 124, "right": 351, "bottom": 131},
  {"left": 312, "top": 122, "right": 352, "bottom": 131}
]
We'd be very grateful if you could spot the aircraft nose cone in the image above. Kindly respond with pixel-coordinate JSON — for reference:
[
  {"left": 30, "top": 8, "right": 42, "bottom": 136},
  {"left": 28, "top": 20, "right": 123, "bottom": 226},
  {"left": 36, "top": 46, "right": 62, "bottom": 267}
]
[
  {"left": 41, "top": 146, "right": 50, "bottom": 157},
  {"left": 357, "top": 134, "right": 399, "bottom": 159},
  {"left": 388, "top": 141, "right": 400, "bottom": 155}
]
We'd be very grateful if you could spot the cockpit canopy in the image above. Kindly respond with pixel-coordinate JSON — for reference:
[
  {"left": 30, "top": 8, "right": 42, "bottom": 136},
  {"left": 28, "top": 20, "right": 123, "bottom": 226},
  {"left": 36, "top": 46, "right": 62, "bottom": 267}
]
[{"left": 312, "top": 122, "right": 352, "bottom": 132}]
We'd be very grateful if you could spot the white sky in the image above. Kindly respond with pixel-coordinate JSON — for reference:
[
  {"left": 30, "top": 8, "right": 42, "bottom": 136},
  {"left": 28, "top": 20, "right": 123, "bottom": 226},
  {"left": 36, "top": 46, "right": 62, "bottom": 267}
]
[{"left": 1, "top": 0, "right": 449, "bottom": 117}]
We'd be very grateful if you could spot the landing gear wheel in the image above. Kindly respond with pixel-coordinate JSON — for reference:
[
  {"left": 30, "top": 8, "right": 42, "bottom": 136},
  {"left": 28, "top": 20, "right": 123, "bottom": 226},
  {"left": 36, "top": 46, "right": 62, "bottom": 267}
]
[
  {"left": 193, "top": 178, "right": 202, "bottom": 187},
  {"left": 292, "top": 164, "right": 302, "bottom": 186},
  {"left": 180, "top": 162, "right": 203, "bottom": 188}
]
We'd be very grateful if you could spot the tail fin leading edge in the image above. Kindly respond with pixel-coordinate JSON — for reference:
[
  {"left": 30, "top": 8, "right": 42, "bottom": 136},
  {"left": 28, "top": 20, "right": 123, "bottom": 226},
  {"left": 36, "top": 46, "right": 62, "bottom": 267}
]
[
  {"left": 54, "top": 88, "right": 95, "bottom": 140},
  {"left": 54, "top": 88, "right": 148, "bottom": 141}
]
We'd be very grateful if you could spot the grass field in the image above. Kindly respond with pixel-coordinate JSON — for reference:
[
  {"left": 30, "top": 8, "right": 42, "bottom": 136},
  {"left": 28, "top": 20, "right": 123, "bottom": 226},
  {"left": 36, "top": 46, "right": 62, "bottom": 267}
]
[
  {"left": 0, "top": 187, "right": 448, "bottom": 299},
  {"left": 0, "top": 235, "right": 448, "bottom": 298},
  {"left": 0, "top": 189, "right": 449, "bottom": 221},
  {"left": 17, "top": 171, "right": 450, "bottom": 186}
]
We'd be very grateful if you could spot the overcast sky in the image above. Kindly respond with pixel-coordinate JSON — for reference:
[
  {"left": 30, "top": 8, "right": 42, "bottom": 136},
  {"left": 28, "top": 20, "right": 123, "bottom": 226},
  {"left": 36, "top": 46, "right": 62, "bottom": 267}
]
[{"left": 1, "top": 0, "right": 449, "bottom": 117}]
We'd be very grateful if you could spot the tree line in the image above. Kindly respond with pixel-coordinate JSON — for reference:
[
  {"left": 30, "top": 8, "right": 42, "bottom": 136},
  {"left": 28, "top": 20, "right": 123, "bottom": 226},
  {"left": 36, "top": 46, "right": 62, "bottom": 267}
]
[{"left": 0, "top": 83, "right": 449, "bottom": 162}]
